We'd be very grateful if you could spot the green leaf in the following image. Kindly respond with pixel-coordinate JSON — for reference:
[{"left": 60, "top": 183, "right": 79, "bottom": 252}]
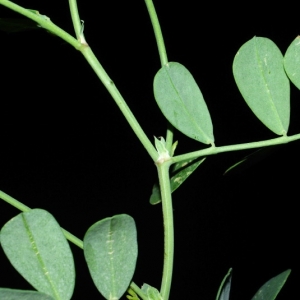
[
  {"left": 170, "top": 141, "right": 178, "bottom": 156},
  {"left": 154, "top": 62, "right": 214, "bottom": 144},
  {"left": 170, "top": 157, "right": 206, "bottom": 192},
  {"left": 223, "top": 146, "right": 280, "bottom": 175},
  {"left": 0, "top": 209, "right": 75, "bottom": 300},
  {"left": 141, "top": 284, "right": 163, "bottom": 300},
  {"left": 83, "top": 214, "right": 138, "bottom": 300},
  {"left": 150, "top": 157, "right": 206, "bottom": 205},
  {"left": 251, "top": 269, "right": 291, "bottom": 300},
  {"left": 284, "top": 36, "right": 300, "bottom": 90},
  {"left": 0, "top": 18, "right": 39, "bottom": 33},
  {"left": 149, "top": 184, "right": 161, "bottom": 205},
  {"left": 233, "top": 37, "right": 290, "bottom": 135},
  {"left": 216, "top": 268, "right": 232, "bottom": 300},
  {"left": 0, "top": 288, "right": 55, "bottom": 300}
]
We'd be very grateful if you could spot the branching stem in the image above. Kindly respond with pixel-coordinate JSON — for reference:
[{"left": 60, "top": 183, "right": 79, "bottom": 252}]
[{"left": 172, "top": 134, "right": 300, "bottom": 164}]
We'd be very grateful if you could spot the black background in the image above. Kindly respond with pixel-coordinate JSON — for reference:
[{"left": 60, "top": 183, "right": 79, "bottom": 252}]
[{"left": 0, "top": 1, "right": 299, "bottom": 299}]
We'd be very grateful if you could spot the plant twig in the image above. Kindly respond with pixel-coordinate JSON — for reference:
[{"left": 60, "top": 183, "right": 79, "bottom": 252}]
[
  {"left": 172, "top": 134, "right": 300, "bottom": 164},
  {"left": 79, "top": 46, "right": 158, "bottom": 161},
  {"left": 144, "top": 0, "right": 168, "bottom": 66},
  {"left": 68, "top": 0, "right": 82, "bottom": 40},
  {"left": 156, "top": 161, "right": 174, "bottom": 300},
  {"left": 0, "top": 0, "right": 81, "bottom": 50},
  {"left": 0, "top": 190, "right": 83, "bottom": 248}
]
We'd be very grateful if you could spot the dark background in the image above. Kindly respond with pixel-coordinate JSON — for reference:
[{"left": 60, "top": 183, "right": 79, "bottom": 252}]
[{"left": 0, "top": 1, "right": 299, "bottom": 299}]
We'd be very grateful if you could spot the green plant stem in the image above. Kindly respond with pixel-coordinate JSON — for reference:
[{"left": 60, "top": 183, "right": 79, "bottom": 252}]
[
  {"left": 166, "top": 124, "right": 175, "bottom": 154},
  {"left": 0, "top": 190, "right": 84, "bottom": 248},
  {"left": 0, "top": 190, "right": 31, "bottom": 212},
  {"left": 156, "top": 161, "right": 174, "bottom": 300},
  {"left": 0, "top": 0, "right": 158, "bottom": 161},
  {"left": 68, "top": 0, "right": 158, "bottom": 160},
  {"left": 68, "top": 0, "right": 82, "bottom": 40},
  {"left": 61, "top": 229, "right": 83, "bottom": 249},
  {"left": 79, "top": 45, "right": 158, "bottom": 161},
  {"left": 144, "top": 3, "right": 175, "bottom": 296},
  {"left": 144, "top": 0, "right": 175, "bottom": 154},
  {"left": 0, "top": 0, "right": 81, "bottom": 50},
  {"left": 172, "top": 134, "right": 300, "bottom": 164},
  {"left": 144, "top": 0, "right": 168, "bottom": 66}
]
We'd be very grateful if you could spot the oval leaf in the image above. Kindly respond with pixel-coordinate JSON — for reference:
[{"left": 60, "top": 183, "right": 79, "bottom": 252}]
[
  {"left": 251, "top": 269, "right": 291, "bottom": 300},
  {"left": 0, "top": 289, "right": 54, "bottom": 300},
  {"left": 83, "top": 214, "right": 137, "bottom": 300},
  {"left": 154, "top": 62, "right": 214, "bottom": 144},
  {"left": 149, "top": 184, "right": 161, "bottom": 205},
  {"left": 233, "top": 37, "right": 290, "bottom": 135},
  {"left": 0, "top": 209, "right": 75, "bottom": 300},
  {"left": 284, "top": 36, "right": 300, "bottom": 89}
]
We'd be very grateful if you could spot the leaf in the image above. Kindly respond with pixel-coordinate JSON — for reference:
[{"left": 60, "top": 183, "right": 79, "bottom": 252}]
[
  {"left": 149, "top": 184, "right": 161, "bottom": 205},
  {"left": 284, "top": 36, "right": 300, "bottom": 90},
  {"left": 0, "top": 18, "right": 39, "bottom": 33},
  {"left": 219, "top": 277, "right": 231, "bottom": 300},
  {"left": 233, "top": 37, "right": 290, "bottom": 135},
  {"left": 150, "top": 157, "right": 206, "bottom": 205},
  {"left": 0, "top": 288, "right": 55, "bottom": 300},
  {"left": 141, "top": 284, "right": 163, "bottom": 300},
  {"left": 170, "top": 141, "right": 178, "bottom": 156},
  {"left": 154, "top": 62, "right": 214, "bottom": 144},
  {"left": 0, "top": 209, "right": 75, "bottom": 300},
  {"left": 251, "top": 269, "right": 291, "bottom": 300},
  {"left": 170, "top": 157, "right": 206, "bottom": 192},
  {"left": 223, "top": 146, "right": 280, "bottom": 175},
  {"left": 83, "top": 214, "right": 138, "bottom": 300},
  {"left": 216, "top": 268, "right": 232, "bottom": 300}
]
